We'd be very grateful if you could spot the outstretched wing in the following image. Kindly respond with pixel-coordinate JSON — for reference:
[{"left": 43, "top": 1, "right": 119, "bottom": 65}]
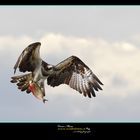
[
  {"left": 47, "top": 56, "right": 103, "bottom": 98},
  {"left": 14, "top": 42, "right": 41, "bottom": 74}
]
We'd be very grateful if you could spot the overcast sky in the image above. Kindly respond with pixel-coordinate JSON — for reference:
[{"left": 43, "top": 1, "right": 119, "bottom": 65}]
[{"left": 0, "top": 6, "right": 140, "bottom": 122}]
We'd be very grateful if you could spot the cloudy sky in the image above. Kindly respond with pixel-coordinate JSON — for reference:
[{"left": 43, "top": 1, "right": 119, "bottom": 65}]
[{"left": 0, "top": 6, "right": 140, "bottom": 122}]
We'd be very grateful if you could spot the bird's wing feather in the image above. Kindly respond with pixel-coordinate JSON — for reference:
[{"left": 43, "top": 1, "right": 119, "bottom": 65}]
[
  {"left": 47, "top": 56, "right": 103, "bottom": 98},
  {"left": 14, "top": 42, "right": 41, "bottom": 74}
]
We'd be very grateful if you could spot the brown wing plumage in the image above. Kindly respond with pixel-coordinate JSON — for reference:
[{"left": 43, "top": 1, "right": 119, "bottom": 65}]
[
  {"left": 14, "top": 42, "right": 41, "bottom": 74},
  {"left": 47, "top": 56, "right": 103, "bottom": 98}
]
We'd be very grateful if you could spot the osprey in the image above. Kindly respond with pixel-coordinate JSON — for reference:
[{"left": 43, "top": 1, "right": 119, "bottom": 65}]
[{"left": 11, "top": 42, "right": 103, "bottom": 103}]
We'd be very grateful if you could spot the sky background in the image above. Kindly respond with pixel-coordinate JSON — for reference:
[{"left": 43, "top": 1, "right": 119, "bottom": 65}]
[{"left": 0, "top": 6, "right": 140, "bottom": 122}]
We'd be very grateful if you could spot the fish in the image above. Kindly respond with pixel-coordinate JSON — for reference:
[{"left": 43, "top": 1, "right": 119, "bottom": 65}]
[{"left": 29, "top": 81, "right": 47, "bottom": 103}]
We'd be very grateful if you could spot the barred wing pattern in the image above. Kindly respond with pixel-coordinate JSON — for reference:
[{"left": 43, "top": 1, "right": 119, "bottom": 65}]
[{"left": 47, "top": 56, "right": 103, "bottom": 98}]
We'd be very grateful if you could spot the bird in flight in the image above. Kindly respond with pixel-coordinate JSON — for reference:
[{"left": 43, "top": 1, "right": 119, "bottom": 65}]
[{"left": 11, "top": 42, "right": 103, "bottom": 103}]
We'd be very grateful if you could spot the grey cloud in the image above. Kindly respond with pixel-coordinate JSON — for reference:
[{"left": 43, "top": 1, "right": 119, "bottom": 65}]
[
  {"left": 0, "top": 6, "right": 140, "bottom": 41},
  {"left": 111, "top": 75, "right": 128, "bottom": 88}
]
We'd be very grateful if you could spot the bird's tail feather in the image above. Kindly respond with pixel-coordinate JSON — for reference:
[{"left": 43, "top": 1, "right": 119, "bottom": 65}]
[
  {"left": 10, "top": 73, "right": 33, "bottom": 93},
  {"left": 11, "top": 73, "right": 47, "bottom": 103}
]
